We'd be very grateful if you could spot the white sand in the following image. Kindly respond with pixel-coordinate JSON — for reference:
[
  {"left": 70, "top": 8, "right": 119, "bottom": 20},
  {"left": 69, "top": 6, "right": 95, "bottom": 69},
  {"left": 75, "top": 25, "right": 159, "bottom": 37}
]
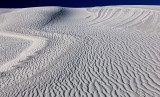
[{"left": 0, "top": 6, "right": 160, "bottom": 97}]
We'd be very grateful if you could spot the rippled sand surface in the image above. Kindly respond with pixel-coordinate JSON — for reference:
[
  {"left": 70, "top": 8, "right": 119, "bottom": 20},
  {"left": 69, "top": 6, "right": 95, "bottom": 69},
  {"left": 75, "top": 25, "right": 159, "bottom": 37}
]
[{"left": 0, "top": 6, "right": 160, "bottom": 97}]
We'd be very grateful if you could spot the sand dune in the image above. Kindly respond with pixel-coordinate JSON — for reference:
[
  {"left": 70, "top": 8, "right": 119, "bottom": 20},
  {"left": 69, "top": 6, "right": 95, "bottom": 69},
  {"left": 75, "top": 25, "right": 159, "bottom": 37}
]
[{"left": 0, "top": 6, "right": 160, "bottom": 97}]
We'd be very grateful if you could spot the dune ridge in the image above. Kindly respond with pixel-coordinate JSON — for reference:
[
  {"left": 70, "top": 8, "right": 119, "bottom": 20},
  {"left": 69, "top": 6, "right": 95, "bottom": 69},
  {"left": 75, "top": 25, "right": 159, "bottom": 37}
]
[
  {"left": 0, "top": 6, "right": 160, "bottom": 97},
  {"left": 0, "top": 31, "right": 48, "bottom": 72}
]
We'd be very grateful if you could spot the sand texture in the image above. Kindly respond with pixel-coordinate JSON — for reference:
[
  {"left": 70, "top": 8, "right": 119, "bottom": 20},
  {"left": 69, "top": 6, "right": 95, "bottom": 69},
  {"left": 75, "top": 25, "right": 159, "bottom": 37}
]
[{"left": 0, "top": 6, "right": 160, "bottom": 97}]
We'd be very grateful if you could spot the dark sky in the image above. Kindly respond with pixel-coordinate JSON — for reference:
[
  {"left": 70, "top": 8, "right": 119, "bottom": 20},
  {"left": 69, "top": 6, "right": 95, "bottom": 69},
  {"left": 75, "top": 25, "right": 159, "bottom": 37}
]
[{"left": 0, "top": 0, "right": 160, "bottom": 8}]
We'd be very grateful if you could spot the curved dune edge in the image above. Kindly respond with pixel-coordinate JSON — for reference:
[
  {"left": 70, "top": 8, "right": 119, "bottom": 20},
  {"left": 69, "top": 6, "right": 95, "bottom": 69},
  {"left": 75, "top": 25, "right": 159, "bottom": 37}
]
[
  {"left": 0, "top": 31, "right": 48, "bottom": 72},
  {"left": 0, "top": 6, "right": 160, "bottom": 97}
]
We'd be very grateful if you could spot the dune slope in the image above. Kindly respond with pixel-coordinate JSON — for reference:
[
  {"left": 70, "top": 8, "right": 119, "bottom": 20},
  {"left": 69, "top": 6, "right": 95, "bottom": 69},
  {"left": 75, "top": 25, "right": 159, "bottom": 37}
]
[{"left": 0, "top": 6, "right": 160, "bottom": 97}]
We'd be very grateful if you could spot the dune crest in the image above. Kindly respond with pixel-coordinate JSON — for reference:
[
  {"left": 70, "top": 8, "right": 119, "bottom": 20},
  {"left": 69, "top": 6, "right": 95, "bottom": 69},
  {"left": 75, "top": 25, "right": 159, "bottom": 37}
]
[
  {"left": 0, "top": 6, "right": 160, "bottom": 97},
  {"left": 0, "top": 31, "right": 48, "bottom": 72}
]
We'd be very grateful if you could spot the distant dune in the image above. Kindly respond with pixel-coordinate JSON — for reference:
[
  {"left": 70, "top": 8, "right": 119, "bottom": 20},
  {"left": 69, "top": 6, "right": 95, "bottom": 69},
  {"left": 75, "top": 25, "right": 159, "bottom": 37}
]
[{"left": 0, "top": 6, "right": 160, "bottom": 97}]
